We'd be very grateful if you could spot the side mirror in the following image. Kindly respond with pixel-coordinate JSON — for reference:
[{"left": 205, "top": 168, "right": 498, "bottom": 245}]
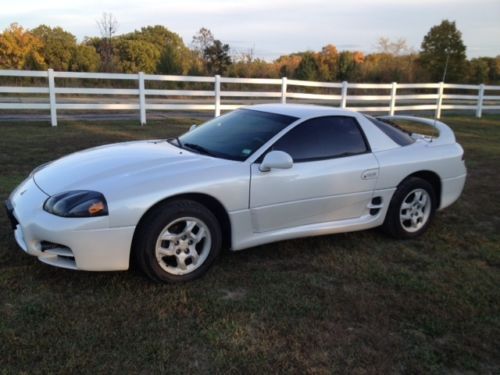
[
  {"left": 259, "top": 151, "right": 293, "bottom": 172},
  {"left": 189, "top": 124, "right": 197, "bottom": 132}
]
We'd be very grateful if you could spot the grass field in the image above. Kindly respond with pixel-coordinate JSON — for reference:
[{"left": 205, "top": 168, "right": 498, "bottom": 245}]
[{"left": 1, "top": 115, "right": 499, "bottom": 374}]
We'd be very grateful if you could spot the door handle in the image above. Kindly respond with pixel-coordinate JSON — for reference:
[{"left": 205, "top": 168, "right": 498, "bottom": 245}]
[{"left": 361, "top": 169, "right": 378, "bottom": 180}]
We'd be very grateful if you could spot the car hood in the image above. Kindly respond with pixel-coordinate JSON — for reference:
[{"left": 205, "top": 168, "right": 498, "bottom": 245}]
[{"left": 33, "top": 140, "right": 228, "bottom": 196}]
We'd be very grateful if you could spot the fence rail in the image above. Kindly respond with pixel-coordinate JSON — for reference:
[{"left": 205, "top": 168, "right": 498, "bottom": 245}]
[{"left": 1, "top": 69, "right": 499, "bottom": 126}]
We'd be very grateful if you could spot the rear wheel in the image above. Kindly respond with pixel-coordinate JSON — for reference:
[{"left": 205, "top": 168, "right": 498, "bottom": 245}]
[
  {"left": 133, "top": 200, "right": 222, "bottom": 282},
  {"left": 382, "top": 177, "right": 436, "bottom": 239}
]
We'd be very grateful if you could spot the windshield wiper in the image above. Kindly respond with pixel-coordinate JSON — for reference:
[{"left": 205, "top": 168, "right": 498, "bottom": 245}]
[
  {"left": 183, "top": 143, "right": 217, "bottom": 157},
  {"left": 167, "top": 137, "right": 183, "bottom": 148}
]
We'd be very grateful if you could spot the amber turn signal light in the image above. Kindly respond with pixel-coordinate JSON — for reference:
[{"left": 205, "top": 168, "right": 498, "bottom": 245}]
[{"left": 88, "top": 201, "right": 105, "bottom": 215}]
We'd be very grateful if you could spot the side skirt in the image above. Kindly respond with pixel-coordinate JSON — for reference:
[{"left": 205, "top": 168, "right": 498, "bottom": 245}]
[{"left": 229, "top": 188, "right": 395, "bottom": 251}]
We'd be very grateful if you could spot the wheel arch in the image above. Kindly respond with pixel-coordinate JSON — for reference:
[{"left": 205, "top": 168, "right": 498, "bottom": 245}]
[
  {"left": 131, "top": 193, "right": 232, "bottom": 263},
  {"left": 399, "top": 170, "right": 442, "bottom": 208}
]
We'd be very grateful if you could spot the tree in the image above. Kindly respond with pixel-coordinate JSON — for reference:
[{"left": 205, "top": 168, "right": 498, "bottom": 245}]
[
  {"left": 356, "top": 37, "right": 416, "bottom": 83},
  {"left": 157, "top": 44, "right": 185, "bottom": 74},
  {"left": 203, "top": 40, "right": 231, "bottom": 75},
  {"left": 31, "top": 25, "right": 77, "bottom": 71},
  {"left": 294, "top": 52, "right": 320, "bottom": 81},
  {"left": 70, "top": 44, "right": 100, "bottom": 72},
  {"left": 468, "top": 58, "right": 490, "bottom": 83},
  {"left": 125, "top": 25, "right": 192, "bottom": 74},
  {"left": 127, "top": 25, "right": 185, "bottom": 51},
  {"left": 97, "top": 12, "right": 118, "bottom": 72},
  {"left": 275, "top": 54, "right": 302, "bottom": 78},
  {"left": 338, "top": 51, "right": 364, "bottom": 81},
  {"left": 191, "top": 27, "right": 215, "bottom": 56},
  {"left": 0, "top": 23, "right": 45, "bottom": 69},
  {"left": 420, "top": 20, "right": 466, "bottom": 82},
  {"left": 318, "top": 44, "right": 339, "bottom": 81},
  {"left": 230, "top": 59, "right": 274, "bottom": 78},
  {"left": 489, "top": 56, "right": 500, "bottom": 84},
  {"left": 191, "top": 27, "right": 217, "bottom": 74},
  {"left": 376, "top": 37, "right": 411, "bottom": 56},
  {"left": 114, "top": 39, "right": 160, "bottom": 73}
]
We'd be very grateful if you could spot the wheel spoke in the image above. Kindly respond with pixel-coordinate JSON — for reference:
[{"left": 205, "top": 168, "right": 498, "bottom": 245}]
[
  {"left": 420, "top": 193, "right": 428, "bottom": 206},
  {"left": 158, "top": 247, "right": 175, "bottom": 256},
  {"left": 183, "top": 220, "right": 197, "bottom": 235},
  {"left": 401, "top": 201, "right": 412, "bottom": 210},
  {"left": 193, "top": 227, "right": 206, "bottom": 244},
  {"left": 161, "top": 231, "right": 177, "bottom": 241},
  {"left": 176, "top": 254, "right": 188, "bottom": 270},
  {"left": 411, "top": 216, "right": 419, "bottom": 228},
  {"left": 190, "top": 248, "right": 199, "bottom": 265},
  {"left": 400, "top": 211, "right": 412, "bottom": 220},
  {"left": 414, "top": 191, "right": 422, "bottom": 202}
]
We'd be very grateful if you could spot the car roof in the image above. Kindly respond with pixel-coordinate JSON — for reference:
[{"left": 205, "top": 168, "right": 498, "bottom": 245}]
[{"left": 246, "top": 103, "right": 357, "bottom": 119}]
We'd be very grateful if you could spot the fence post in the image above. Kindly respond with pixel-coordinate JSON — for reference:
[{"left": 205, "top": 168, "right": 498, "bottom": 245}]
[
  {"left": 476, "top": 83, "right": 485, "bottom": 118},
  {"left": 435, "top": 81, "right": 444, "bottom": 119},
  {"left": 281, "top": 77, "right": 287, "bottom": 104},
  {"left": 389, "top": 82, "right": 397, "bottom": 116},
  {"left": 48, "top": 68, "right": 57, "bottom": 127},
  {"left": 340, "top": 81, "right": 348, "bottom": 108},
  {"left": 214, "top": 75, "right": 221, "bottom": 117},
  {"left": 138, "top": 72, "right": 146, "bottom": 125}
]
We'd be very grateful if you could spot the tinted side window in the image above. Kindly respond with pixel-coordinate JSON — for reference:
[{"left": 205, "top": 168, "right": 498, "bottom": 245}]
[
  {"left": 270, "top": 116, "right": 369, "bottom": 162},
  {"left": 365, "top": 116, "right": 415, "bottom": 146}
]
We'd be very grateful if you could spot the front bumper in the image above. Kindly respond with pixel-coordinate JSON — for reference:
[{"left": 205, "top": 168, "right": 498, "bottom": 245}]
[{"left": 6, "top": 178, "right": 135, "bottom": 271}]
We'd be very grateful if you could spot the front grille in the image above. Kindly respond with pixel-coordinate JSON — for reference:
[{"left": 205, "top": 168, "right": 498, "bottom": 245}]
[{"left": 4, "top": 200, "right": 19, "bottom": 230}]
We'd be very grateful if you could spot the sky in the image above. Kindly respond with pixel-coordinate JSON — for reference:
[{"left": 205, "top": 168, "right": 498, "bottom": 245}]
[{"left": 1, "top": 0, "right": 499, "bottom": 59}]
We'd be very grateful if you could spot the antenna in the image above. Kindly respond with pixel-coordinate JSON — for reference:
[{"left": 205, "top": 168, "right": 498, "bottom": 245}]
[
  {"left": 441, "top": 51, "right": 450, "bottom": 83},
  {"left": 442, "top": 29, "right": 453, "bottom": 83},
  {"left": 435, "top": 32, "right": 452, "bottom": 124}
]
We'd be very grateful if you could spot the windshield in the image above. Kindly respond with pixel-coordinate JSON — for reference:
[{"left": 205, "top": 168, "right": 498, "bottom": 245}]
[{"left": 178, "top": 109, "right": 298, "bottom": 161}]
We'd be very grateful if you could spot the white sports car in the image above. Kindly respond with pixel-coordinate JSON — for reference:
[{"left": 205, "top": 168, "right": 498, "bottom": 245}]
[{"left": 5, "top": 104, "right": 466, "bottom": 282}]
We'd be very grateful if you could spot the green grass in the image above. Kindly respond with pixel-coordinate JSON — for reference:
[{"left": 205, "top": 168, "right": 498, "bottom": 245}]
[{"left": 0, "top": 115, "right": 499, "bottom": 373}]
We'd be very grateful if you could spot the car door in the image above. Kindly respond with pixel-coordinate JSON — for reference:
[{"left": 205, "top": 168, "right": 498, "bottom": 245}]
[{"left": 249, "top": 116, "right": 379, "bottom": 233}]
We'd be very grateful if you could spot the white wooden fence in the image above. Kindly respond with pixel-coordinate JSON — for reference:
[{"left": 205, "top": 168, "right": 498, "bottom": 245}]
[{"left": 1, "top": 69, "right": 499, "bottom": 126}]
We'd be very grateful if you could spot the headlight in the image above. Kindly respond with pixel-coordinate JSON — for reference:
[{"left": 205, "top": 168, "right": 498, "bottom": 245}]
[{"left": 43, "top": 191, "right": 108, "bottom": 218}]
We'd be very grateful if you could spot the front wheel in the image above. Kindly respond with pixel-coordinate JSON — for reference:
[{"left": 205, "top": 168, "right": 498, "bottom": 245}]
[
  {"left": 133, "top": 200, "right": 222, "bottom": 282},
  {"left": 382, "top": 177, "right": 436, "bottom": 239}
]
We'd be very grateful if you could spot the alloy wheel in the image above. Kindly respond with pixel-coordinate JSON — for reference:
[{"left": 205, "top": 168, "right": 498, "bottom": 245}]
[{"left": 154, "top": 217, "right": 211, "bottom": 275}]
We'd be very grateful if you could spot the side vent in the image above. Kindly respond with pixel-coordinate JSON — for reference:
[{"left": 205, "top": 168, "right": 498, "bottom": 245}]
[{"left": 369, "top": 196, "right": 383, "bottom": 216}]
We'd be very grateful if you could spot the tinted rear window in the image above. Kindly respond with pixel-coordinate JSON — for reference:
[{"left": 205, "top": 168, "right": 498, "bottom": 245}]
[{"left": 365, "top": 116, "right": 415, "bottom": 146}]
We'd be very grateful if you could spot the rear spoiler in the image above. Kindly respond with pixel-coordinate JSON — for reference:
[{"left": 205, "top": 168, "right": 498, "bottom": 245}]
[{"left": 377, "top": 115, "right": 456, "bottom": 145}]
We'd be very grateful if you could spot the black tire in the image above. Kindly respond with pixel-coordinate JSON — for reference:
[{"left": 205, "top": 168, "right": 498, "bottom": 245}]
[
  {"left": 382, "top": 177, "right": 437, "bottom": 239},
  {"left": 133, "top": 199, "right": 222, "bottom": 283}
]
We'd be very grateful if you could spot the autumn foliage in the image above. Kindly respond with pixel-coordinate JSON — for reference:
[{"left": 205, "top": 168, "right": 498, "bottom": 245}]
[{"left": 0, "top": 21, "right": 499, "bottom": 84}]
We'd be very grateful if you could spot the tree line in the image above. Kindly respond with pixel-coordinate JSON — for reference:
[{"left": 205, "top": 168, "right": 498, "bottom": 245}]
[{"left": 0, "top": 17, "right": 498, "bottom": 84}]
